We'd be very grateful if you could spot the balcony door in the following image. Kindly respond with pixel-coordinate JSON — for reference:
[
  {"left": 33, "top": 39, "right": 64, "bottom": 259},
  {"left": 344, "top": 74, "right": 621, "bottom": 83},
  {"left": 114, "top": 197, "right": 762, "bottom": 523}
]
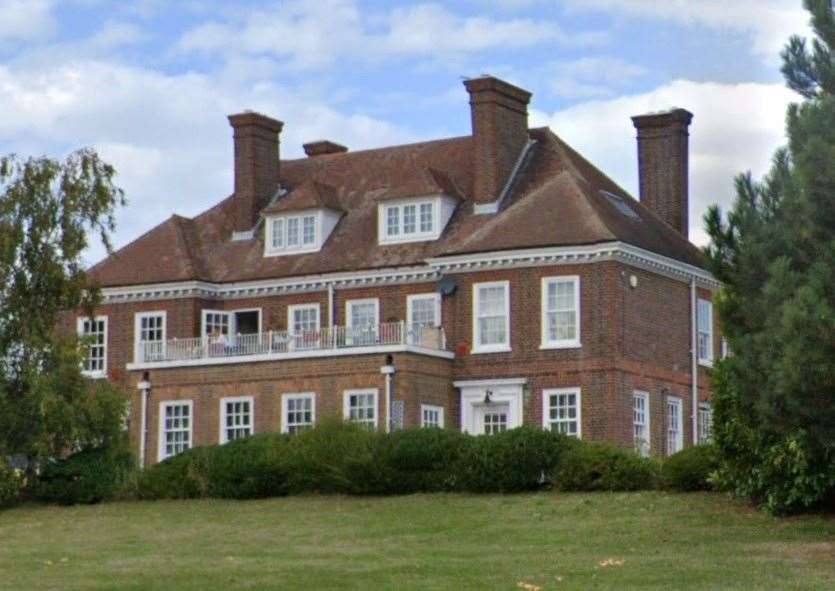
[{"left": 201, "top": 309, "right": 261, "bottom": 354}]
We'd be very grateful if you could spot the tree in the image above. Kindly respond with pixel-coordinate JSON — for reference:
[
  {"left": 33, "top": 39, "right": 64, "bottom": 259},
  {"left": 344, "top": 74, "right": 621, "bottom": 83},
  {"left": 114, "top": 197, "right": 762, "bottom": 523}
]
[
  {"left": 704, "top": 0, "right": 835, "bottom": 513},
  {"left": 0, "top": 149, "right": 128, "bottom": 464}
]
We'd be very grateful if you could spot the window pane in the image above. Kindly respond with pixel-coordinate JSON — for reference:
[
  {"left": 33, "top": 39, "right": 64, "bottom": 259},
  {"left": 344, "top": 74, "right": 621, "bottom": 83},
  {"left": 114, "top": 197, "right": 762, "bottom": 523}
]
[
  {"left": 420, "top": 202, "right": 433, "bottom": 232},
  {"left": 387, "top": 207, "right": 399, "bottom": 236},
  {"left": 272, "top": 218, "right": 284, "bottom": 248},
  {"left": 403, "top": 205, "right": 416, "bottom": 234},
  {"left": 410, "top": 296, "right": 436, "bottom": 327}
]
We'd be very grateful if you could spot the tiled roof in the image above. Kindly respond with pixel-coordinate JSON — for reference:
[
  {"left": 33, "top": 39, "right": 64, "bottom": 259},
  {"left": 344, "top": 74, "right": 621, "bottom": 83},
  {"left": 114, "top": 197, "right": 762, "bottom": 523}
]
[{"left": 87, "top": 127, "right": 705, "bottom": 287}]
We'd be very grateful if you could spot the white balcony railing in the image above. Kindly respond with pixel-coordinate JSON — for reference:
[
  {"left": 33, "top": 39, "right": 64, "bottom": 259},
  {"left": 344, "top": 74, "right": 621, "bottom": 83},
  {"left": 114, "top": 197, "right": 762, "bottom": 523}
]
[{"left": 136, "top": 322, "right": 447, "bottom": 365}]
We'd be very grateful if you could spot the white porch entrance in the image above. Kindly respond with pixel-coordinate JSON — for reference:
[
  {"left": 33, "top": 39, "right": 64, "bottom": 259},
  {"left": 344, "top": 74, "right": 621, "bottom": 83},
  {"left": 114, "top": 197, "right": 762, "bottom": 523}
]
[{"left": 455, "top": 378, "right": 526, "bottom": 434}]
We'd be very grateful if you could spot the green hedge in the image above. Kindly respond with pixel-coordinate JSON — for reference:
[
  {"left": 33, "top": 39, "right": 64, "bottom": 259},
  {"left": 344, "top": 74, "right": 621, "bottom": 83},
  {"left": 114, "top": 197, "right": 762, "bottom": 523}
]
[
  {"left": 34, "top": 447, "right": 134, "bottom": 505},
  {"left": 135, "top": 423, "right": 664, "bottom": 500},
  {"left": 555, "top": 441, "right": 660, "bottom": 492},
  {"left": 662, "top": 444, "right": 719, "bottom": 492},
  {"left": 0, "top": 459, "right": 22, "bottom": 509}
]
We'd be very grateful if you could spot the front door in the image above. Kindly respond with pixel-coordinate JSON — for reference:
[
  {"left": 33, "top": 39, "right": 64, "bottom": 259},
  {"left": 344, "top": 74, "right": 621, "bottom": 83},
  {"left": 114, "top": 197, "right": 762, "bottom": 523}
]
[{"left": 474, "top": 403, "right": 510, "bottom": 435}]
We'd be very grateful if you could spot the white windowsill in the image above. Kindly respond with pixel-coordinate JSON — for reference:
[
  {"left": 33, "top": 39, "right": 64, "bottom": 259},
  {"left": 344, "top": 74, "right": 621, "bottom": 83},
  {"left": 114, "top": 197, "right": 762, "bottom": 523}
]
[
  {"left": 540, "top": 341, "right": 581, "bottom": 350},
  {"left": 470, "top": 345, "right": 512, "bottom": 355},
  {"left": 698, "top": 359, "right": 714, "bottom": 368},
  {"left": 82, "top": 370, "right": 106, "bottom": 380}
]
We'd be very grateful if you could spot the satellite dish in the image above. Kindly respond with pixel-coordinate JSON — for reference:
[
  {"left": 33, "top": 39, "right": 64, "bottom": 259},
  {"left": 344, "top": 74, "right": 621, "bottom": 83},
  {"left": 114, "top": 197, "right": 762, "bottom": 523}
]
[{"left": 438, "top": 276, "right": 457, "bottom": 296}]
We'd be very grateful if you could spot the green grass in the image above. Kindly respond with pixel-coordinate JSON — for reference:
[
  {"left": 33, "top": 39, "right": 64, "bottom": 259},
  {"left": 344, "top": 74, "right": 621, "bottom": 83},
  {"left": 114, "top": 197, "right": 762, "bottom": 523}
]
[{"left": 0, "top": 492, "right": 832, "bottom": 590}]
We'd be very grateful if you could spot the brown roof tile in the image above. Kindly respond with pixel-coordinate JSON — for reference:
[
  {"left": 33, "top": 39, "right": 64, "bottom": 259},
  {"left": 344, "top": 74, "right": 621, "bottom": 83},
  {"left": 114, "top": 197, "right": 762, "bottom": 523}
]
[{"left": 88, "top": 128, "right": 704, "bottom": 287}]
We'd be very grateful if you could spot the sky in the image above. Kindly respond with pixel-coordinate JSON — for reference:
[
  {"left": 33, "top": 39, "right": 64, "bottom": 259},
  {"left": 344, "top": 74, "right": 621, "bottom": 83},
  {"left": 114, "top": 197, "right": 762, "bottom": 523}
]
[{"left": 0, "top": 0, "right": 811, "bottom": 265}]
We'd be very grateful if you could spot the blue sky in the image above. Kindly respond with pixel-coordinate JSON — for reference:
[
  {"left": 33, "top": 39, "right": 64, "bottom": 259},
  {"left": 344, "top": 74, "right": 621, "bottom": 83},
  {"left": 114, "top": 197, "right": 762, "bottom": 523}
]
[{"left": 0, "top": 0, "right": 809, "bottom": 263}]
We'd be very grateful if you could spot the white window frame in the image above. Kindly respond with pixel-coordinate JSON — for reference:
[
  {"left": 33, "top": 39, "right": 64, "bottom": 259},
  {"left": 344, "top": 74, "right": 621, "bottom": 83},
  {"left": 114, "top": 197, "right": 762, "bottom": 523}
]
[
  {"left": 343, "top": 389, "right": 379, "bottom": 428},
  {"left": 633, "top": 391, "right": 651, "bottom": 456},
  {"left": 77, "top": 315, "right": 108, "bottom": 378},
  {"left": 541, "top": 387, "right": 582, "bottom": 438},
  {"left": 540, "top": 276, "right": 581, "bottom": 349},
  {"left": 472, "top": 280, "right": 511, "bottom": 354},
  {"left": 264, "top": 211, "right": 322, "bottom": 256},
  {"left": 420, "top": 404, "right": 444, "bottom": 428},
  {"left": 219, "top": 396, "right": 254, "bottom": 444},
  {"left": 288, "top": 304, "right": 321, "bottom": 333},
  {"left": 698, "top": 403, "right": 713, "bottom": 444},
  {"left": 666, "top": 396, "right": 683, "bottom": 456},
  {"left": 346, "top": 298, "right": 379, "bottom": 329},
  {"left": 201, "top": 308, "right": 262, "bottom": 340},
  {"left": 134, "top": 311, "right": 167, "bottom": 362},
  {"left": 407, "top": 293, "right": 441, "bottom": 328},
  {"left": 281, "top": 392, "right": 316, "bottom": 434},
  {"left": 697, "top": 298, "right": 714, "bottom": 366},
  {"left": 158, "top": 400, "right": 193, "bottom": 462},
  {"left": 378, "top": 198, "right": 440, "bottom": 244}
]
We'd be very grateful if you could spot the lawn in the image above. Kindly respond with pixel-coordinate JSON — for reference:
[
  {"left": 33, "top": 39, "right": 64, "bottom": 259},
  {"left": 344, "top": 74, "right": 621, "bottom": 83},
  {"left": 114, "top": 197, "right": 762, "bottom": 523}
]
[{"left": 0, "top": 492, "right": 832, "bottom": 591}]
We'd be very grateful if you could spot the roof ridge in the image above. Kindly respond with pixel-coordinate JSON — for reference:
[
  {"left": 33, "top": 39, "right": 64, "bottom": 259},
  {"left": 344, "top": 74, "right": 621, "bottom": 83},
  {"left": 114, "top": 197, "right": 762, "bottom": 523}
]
[{"left": 280, "top": 134, "right": 472, "bottom": 163}]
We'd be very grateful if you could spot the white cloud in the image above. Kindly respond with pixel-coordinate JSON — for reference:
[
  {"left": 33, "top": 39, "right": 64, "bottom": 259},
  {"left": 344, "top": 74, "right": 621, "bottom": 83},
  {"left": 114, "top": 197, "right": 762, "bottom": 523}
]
[
  {"left": 0, "top": 59, "right": 417, "bottom": 265},
  {"left": 89, "top": 21, "right": 148, "bottom": 49},
  {"left": 0, "top": 0, "right": 55, "bottom": 41},
  {"left": 531, "top": 80, "right": 797, "bottom": 245},
  {"left": 564, "top": 0, "right": 809, "bottom": 62},
  {"left": 545, "top": 57, "right": 647, "bottom": 99},
  {"left": 178, "top": 0, "right": 607, "bottom": 69}
]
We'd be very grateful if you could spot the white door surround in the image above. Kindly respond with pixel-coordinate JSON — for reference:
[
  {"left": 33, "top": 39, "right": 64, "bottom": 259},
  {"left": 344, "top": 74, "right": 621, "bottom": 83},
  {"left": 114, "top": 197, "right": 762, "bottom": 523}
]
[{"left": 455, "top": 378, "right": 525, "bottom": 434}]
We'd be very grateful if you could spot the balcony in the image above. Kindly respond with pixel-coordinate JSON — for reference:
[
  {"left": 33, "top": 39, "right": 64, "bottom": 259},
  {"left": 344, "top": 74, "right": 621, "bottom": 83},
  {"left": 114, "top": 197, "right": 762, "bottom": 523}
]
[{"left": 128, "top": 322, "right": 452, "bottom": 369}]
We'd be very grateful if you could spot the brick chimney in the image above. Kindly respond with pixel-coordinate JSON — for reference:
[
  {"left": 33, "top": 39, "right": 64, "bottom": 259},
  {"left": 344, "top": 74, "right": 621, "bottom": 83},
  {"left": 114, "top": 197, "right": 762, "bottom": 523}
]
[
  {"left": 631, "top": 108, "right": 693, "bottom": 237},
  {"left": 463, "top": 76, "right": 532, "bottom": 205},
  {"left": 228, "top": 111, "right": 284, "bottom": 232}
]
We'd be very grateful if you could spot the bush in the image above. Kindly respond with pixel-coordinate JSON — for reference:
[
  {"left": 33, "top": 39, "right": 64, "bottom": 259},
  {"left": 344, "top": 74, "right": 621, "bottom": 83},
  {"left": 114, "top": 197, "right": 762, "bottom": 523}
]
[
  {"left": 556, "top": 441, "right": 659, "bottom": 492},
  {"left": 35, "top": 446, "right": 133, "bottom": 505},
  {"left": 206, "top": 434, "right": 290, "bottom": 499},
  {"left": 0, "top": 459, "right": 22, "bottom": 509},
  {"left": 456, "top": 427, "right": 571, "bottom": 493},
  {"left": 662, "top": 444, "right": 719, "bottom": 492},
  {"left": 373, "top": 428, "right": 469, "bottom": 493},
  {"left": 282, "top": 420, "right": 382, "bottom": 495},
  {"left": 136, "top": 447, "right": 213, "bottom": 500}
]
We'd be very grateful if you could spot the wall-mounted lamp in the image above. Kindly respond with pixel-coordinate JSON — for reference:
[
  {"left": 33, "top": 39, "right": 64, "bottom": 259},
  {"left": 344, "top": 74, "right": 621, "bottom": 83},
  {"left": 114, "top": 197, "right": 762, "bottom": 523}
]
[{"left": 483, "top": 389, "right": 493, "bottom": 405}]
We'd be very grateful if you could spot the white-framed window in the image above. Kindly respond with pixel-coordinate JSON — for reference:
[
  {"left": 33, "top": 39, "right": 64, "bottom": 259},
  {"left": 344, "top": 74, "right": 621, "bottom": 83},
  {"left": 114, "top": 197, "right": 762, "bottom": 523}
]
[
  {"left": 666, "top": 396, "right": 683, "bottom": 455},
  {"left": 266, "top": 212, "right": 320, "bottom": 255},
  {"left": 219, "top": 396, "right": 254, "bottom": 443},
  {"left": 698, "top": 403, "right": 713, "bottom": 444},
  {"left": 483, "top": 411, "right": 508, "bottom": 435},
  {"left": 633, "top": 391, "right": 651, "bottom": 456},
  {"left": 159, "top": 400, "right": 192, "bottom": 461},
  {"left": 407, "top": 293, "right": 441, "bottom": 328},
  {"left": 541, "top": 276, "right": 580, "bottom": 349},
  {"left": 420, "top": 404, "right": 444, "bottom": 428},
  {"left": 282, "top": 393, "right": 315, "bottom": 434},
  {"left": 289, "top": 304, "right": 320, "bottom": 333},
  {"left": 379, "top": 199, "right": 438, "bottom": 243},
  {"left": 77, "top": 316, "right": 107, "bottom": 378},
  {"left": 473, "top": 281, "right": 510, "bottom": 353},
  {"left": 343, "top": 389, "right": 378, "bottom": 428},
  {"left": 697, "top": 298, "right": 713, "bottom": 365},
  {"left": 134, "top": 311, "right": 166, "bottom": 362},
  {"left": 201, "top": 309, "right": 261, "bottom": 341},
  {"left": 542, "top": 388, "right": 581, "bottom": 437}
]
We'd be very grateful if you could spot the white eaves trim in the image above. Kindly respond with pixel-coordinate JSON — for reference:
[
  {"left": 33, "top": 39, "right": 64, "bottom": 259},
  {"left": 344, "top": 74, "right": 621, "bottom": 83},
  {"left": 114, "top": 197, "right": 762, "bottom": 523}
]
[
  {"left": 127, "top": 343, "right": 454, "bottom": 371},
  {"left": 100, "top": 241, "right": 719, "bottom": 304}
]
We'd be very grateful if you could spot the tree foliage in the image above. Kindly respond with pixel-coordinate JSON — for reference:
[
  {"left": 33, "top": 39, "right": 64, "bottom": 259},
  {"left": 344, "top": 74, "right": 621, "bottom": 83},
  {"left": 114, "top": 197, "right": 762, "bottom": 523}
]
[
  {"left": 705, "top": 0, "right": 835, "bottom": 513},
  {"left": 0, "top": 149, "right": 128, "bottom": 464}
]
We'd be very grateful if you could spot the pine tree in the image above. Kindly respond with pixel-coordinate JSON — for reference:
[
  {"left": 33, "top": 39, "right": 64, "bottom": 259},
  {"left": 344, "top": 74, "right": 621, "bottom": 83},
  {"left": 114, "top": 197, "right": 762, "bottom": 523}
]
[{"left": 705, "top": 0, "right": 835, "bottom": 513}]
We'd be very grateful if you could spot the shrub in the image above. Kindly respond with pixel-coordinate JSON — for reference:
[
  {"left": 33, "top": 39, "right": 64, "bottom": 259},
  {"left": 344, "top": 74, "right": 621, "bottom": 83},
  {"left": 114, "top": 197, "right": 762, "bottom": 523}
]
[
  {"left": 136, "top": 447, "right": 213, "bottom": 500},
  {"left": 206, "top": 434, "right": 290, "bottom": 499},
  {"left": 0, "top": 459, "right": 22, "bottom": 509},
  {"left": 373, "top": 427, "right": 469, "bottom": 493},
  {"left": 456, "top": 427, "right": 570, "bottom": 493},
  {"left": 34, "top": 446, "right": 133, "bottom": 505},
  {"left": 662, "top": 444, "right": 719, "bottom": 492},
  {"left": 282, "top": 420, "right": 382, "bottom": 495},
  {"left": 556, "top": 441, "right": 659, "bottom": 492}
]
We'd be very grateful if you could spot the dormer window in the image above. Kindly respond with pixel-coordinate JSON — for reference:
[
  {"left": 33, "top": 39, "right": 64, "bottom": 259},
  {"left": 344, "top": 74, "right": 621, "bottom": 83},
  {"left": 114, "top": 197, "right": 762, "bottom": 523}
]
[
  {"left": 265, "top": 211, "right": 322, "bottom": 256},
  {"left": 378, "top": 196, "right": 455, "bottom": 245}
]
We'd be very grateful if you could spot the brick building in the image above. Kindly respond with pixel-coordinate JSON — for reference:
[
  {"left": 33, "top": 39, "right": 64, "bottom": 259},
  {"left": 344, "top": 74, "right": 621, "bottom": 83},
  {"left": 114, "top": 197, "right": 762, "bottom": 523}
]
[{"left": 78, "top": 76, "right": 721, "bottom": 466}]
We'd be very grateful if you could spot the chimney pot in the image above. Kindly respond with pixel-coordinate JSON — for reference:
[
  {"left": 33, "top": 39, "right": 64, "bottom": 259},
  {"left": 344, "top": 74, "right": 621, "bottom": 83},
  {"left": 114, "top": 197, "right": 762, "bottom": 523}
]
[
  {"left": 228, "top": 111, "right": 283, "bottom": 232},
  {"left": 631, "top": 108, "right": 693, "bottom": 237},
  {"left": 463, "top": 76, "right": 532, "bottom": 206},
  {"left": 303, "top": 140, "right": 348, "bottom": 157}
]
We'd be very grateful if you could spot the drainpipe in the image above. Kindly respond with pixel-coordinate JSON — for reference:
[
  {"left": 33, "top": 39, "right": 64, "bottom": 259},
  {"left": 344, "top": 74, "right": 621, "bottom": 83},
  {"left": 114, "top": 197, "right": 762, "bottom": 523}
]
[
  {"left": 137, "top": 372, "right": 152, "bottom": 469},
  {"left": 380, "top": 361, "right": 395, "bottom": 432},
  {"left": 690, "top": 279, "right": 699, "bottom": 446},
  {"left": 327, "top": 282, "right": 335, "bottom": 327}
]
